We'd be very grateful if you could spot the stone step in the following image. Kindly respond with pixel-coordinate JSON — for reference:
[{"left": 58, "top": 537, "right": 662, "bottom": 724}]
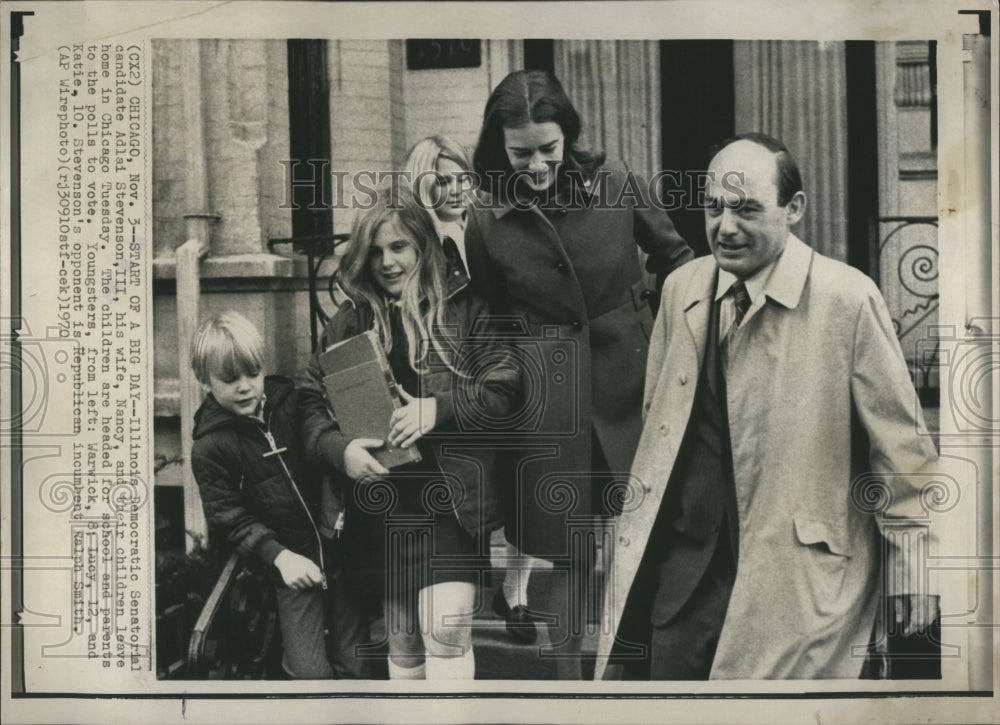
[{"left": 364, "top": 567, "right": 602, "bottom": 680}]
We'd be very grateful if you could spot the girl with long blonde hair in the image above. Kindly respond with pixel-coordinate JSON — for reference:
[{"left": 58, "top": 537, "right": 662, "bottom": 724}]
[
  {"left": 404, "top": 134, "right": 475, "bottom": 277},
  {"left": 301, "top": 183, "right": 519, "bottom": 680}
]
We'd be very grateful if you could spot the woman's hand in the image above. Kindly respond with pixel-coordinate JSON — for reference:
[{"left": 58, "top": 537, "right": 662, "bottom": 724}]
[
  {"left": 388, "top": 388, "right": 436, "bottom": 448},
  {"left": 343, "top": 438, "right": 390, "bottom": 480}
]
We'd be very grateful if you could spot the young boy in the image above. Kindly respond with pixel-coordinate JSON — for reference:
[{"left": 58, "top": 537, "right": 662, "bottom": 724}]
[{"left": 189, "top": 311, "right": 367, "bottom": 679}]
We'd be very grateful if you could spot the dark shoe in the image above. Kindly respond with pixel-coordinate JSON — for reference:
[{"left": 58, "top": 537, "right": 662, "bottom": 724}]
[{"left": 492, "top": 589, "right": 537, "bottom": 645}]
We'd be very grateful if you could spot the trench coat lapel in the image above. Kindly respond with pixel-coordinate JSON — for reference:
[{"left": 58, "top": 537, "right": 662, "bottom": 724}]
[
  {"left": 595, "top": 256, "right": 717, "bottom": 681},
  {"left": 681, "top": 261, "right": 719, "bottom": 370}
]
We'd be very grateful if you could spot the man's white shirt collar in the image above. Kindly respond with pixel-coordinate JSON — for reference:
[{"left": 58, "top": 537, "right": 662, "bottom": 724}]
[
  {"left": 715, "top": 253, "right": 779, "bottom": 307},
  {"left": 714, "top": 232, "right": 812, "bottom": 310}
]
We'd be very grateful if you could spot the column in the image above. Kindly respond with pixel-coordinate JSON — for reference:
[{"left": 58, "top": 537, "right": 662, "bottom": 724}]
[{"left": 733, "top": 40, "right": 849, "bottom": 262}]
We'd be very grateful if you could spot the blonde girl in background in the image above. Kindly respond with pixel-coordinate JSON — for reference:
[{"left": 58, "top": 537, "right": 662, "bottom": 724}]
[{"left": 405, "top": 135, "right": 542, "bottom": 645}]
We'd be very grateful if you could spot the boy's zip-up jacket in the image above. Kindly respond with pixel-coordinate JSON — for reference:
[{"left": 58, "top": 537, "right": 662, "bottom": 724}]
[{"left": 190, "top": 375, "right": 328, "bottom": 580}]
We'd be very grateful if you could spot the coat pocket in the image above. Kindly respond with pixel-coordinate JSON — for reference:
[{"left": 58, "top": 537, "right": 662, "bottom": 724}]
[{"left": 792, "top": 514, "right": 851, "bottom": 617}]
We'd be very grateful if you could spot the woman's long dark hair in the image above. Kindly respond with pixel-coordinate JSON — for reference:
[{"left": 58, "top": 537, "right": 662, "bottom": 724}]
[{"left": 472, "top": 70, "right": 605, "bottom": 194}]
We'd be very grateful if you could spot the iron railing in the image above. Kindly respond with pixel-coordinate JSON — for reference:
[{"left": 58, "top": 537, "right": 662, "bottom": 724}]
[{"left": 267, "top": 233, "right": 351, "bottom": 352}]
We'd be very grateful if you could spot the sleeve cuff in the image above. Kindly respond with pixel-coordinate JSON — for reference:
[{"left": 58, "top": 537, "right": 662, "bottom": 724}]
[
  {"left": 253, "top": 537, "right": 286, "bottom": 568},
  {"left": 432, "top": 391, "right": 456, "bottom": 429},
  {"left": 317, "top": 429, "right": 350, "bottom": 471}
]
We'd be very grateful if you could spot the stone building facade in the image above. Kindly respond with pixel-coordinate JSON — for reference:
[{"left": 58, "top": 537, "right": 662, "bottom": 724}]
[
  {"left": 149, "top": 36, "right": 992, "bottom": 687},
  {"left": 150, "top": 37, "right": 951, "bottom": 512}
]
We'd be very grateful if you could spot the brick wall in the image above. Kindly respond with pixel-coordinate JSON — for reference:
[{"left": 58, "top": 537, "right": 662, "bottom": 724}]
[
  {"left": 402, "top": 40, "right": 524, "bottom": 153},
  {"left": 151, "top": 38, "right": 521, "bottom": 443},
  {"left": 403, "top": 63, "right": 490, "bottom": 152},
  {"left": 329, "top": 40, "right": 401, "bottom": 235}
]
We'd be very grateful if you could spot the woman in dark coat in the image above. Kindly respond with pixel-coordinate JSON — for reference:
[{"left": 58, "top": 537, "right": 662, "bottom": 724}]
[{"left": 464, "top": 69, "right": 693, "bottom": 678}]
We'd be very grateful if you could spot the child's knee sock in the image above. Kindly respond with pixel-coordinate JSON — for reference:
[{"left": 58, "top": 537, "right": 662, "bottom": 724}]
[
  {"left": 387, "top": 659, "right": 425, "bottom": 680},
  {"left": 503, "top": 543, "right": 533, "bottom": 609},
  {"left": 425, "top": 649, "right": 475, "bottom": 680}
]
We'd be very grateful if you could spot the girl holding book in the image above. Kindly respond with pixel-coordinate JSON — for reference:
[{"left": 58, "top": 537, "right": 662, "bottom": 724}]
[{"left": 300, "top": 183, "right": 519, "bottom": 680}]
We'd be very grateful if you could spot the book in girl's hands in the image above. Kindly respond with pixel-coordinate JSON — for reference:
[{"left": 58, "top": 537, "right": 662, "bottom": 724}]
[{"left": 318, "top": 329, "right": 421, "bottom": 469}]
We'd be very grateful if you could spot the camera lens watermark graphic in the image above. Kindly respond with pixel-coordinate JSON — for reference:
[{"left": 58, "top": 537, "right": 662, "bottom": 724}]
[
  {"left": 850, "top": 471, "right": 961, "bottom": 517},
  {"left": 917, "top": 319, "right": 999, "bottom": 442},
  {"left": 353, "top": 476, "right": 400, "bottom": 516},
  {"left": 1, "top": 321, "right": 81, "bottom": 437},
  {"left": 38, "top": 474, "right": 78, "bottom": 514},
  {"left": 601, "top": 475, "right": 647, "bottom": 516},
  {"left": 1, "top": 342, "right": 46, "bottom": 428},
  {"left": 452, "top": 342, "right": 546, "bottom": 431},
  {"left": 432, "top": 318, "right": 581, "bottom": 437},
  {"left": 537, "top": 477, "right": 581, "bottom": 516},
  {"left": 421, "top": 477, "right": 462, "bottom": 517},
  {"left": 947, "top": 342, "right": 997, "bottom": 432}
]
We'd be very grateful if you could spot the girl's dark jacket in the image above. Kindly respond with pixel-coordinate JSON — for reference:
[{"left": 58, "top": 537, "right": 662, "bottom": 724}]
[
  {"left": 299, "top": 272, "right": 519, "bottom": 539},
  {"left": 190, "top": 376, "right": 325, "bottom": 568}
]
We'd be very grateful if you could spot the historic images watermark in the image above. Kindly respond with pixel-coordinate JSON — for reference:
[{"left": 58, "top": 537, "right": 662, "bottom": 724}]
[{"left": 278, "top": 161, "right": 749, "bottom": 214}]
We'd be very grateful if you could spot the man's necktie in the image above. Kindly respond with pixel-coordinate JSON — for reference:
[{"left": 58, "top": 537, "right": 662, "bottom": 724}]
[
  {"left": 722, "top": 281, "right": 752, "bottom": 352},
  {"left": 732, "top": 281, "right": 751, "bottom": 328}
]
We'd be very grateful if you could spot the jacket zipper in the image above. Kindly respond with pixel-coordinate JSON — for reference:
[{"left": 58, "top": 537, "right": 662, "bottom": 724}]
[{"left": 260, "top": 423, "right": 327, "bottom": 591}]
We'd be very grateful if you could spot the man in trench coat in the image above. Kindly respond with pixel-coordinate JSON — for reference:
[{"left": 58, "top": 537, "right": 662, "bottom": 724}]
[{"left": 595, "top": 133, "right": 940, "bottom": 679}]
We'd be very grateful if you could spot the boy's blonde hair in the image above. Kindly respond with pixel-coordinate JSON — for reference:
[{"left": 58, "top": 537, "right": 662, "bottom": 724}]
[{"left": 190, "top": 311, "right": 264, "bottom": 385}]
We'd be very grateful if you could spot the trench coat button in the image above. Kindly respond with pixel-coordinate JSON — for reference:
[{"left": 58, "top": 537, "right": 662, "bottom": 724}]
[
  {"left": 678, "top": 374, "right": 688, "bottom": 385},
  {"left": 571, "top": 320, "right": 583, "bottom": 331},
  {"left": 643, "top": 401, "right": 652, "bottom": 412},
  {"left": 554, "top": 261, "right": 567, "bottom": 273},
  {"left": 659, "top": 423, "right": 669, "bottom": 436},
  {"left": 617, "top": 535, "right": 630, "bottom": 547},
  {"left": 641, "top": 483, "right": 652, "bottom": 494}
]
